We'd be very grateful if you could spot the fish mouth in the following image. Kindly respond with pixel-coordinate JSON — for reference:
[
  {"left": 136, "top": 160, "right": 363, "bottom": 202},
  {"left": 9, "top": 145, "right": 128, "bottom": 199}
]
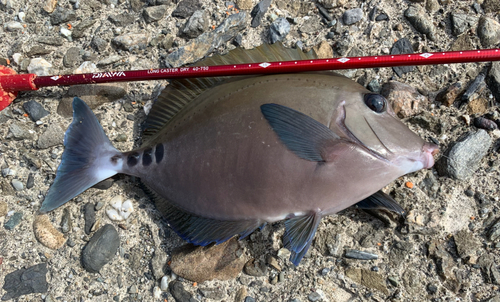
[{"left": 420, "top": 142, "right": 439, "bottom": 169}]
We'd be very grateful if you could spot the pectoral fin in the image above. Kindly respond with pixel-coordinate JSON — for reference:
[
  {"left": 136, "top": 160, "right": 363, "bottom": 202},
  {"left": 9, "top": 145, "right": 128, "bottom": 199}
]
[
  {"left": 355, "top": 190, "right": 405, "bottom": 216},
  {"left": 260, "top": 103, "right": 340, "bottom": 162},
  {"left": 283, "top": 212, "right": 322, "bottom": 266}
]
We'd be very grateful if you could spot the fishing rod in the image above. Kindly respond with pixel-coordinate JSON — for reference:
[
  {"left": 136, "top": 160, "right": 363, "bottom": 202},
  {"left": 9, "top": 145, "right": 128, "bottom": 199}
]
[{"left": 1, "top": 48, "right": 499, "bottom": 111}]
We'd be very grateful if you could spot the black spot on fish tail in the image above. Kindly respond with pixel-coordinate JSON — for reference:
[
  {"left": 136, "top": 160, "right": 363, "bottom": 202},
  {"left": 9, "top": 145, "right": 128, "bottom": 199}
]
[
  {"left": 142, "top": 148, "right": 152, "bottom": 166},
  {"left": 110, "top": 155, "right": 121, "bottom": 165},
  {"left": 155, "top": 143, "right": 164, "bottom": 163},
  {"left": 127, "top": 152, "right": 139, "bottom": 167}
]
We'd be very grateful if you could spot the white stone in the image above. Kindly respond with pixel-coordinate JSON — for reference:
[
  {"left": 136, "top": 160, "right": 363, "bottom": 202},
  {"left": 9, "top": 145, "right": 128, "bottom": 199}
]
[
  {"left": 12, "top": 53, "right": 22, "bottom": 65},
  {"left": 153, "top": 286, "right": 162, "bottom": 299},
  {"left": 160, "top": 276, "right": 169, "bottom": 291},
  {"left": 106, "top": 196, "right": 134, "bottom": 221},
  {"left": 60, "top": 27, "right": 72, "bottom": 41},
  {"left": 18, "top": 12, "right": 25, "bottom": 22},
  {"left": 28, "top": 58, "right": 53, "bottom": 76},
  {"left": 74, "top": 62, "right": 97, "bottom": 74},
  {"left": 4, "top": 21, "right": 24, "bottom": 32}
]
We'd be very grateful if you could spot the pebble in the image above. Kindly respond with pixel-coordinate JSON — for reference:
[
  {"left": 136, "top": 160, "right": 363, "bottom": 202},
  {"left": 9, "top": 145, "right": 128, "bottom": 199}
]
[
  {"left": 244, "top": 258, "right": 267, "bottom": 276},
  {"left": 37, "top": 36, "right": 65, "bottom": 46},
  {"left": 27, "top": 58, "right": 52, "bottom": 76},
  {"left": 170, "top": 238, "right": 247, "bottom": 282},
  {"left": 172, "top": 0, "right": 202, "bottom": 19},
  {"left": 109, "top": 13, "right": 135, "bottom": 27},
  {"left": 404, "top": 4, "right": 436, "bottom": 41},
  {"left": 390, "top": 38, "right": 414, "bottom": 77},
  {"left": 235, "top": 287, "right": 247, "bottom": 302},
  {"left": 343, "top": 8, "right": 363, "bottom": 25},
  {"left": 23, "top": 100, "right": 49, "bottom": 122},
  {"left": 198, "top": 287, "right": 225, "bottom": 300},
  {"left": 4, "top": 21, "right": 24, "bottom": 32},
  {"left": 4, "top": 212, "right": 22, "bottom": 230},
  {"left": 26, "top": 46, "right": 53, "bottom": 57},
  {"left": 181, "top": 10, "right": 208, "bottom": 39},
  {"left": 316, "top": 2, "right": 333, "bottom": 22},
  {"left": 151, "top": 249, "right": 168, "bottom": 280},
  {"left": 388, "top": 276, "right": 399, "bottom": 286},
  {"left": 165, "top": 12, "right": 246, "bottom": 67},
  {"left": 75, "top": 61, "right": 97, "bottom": 74},
  {"left": 11, "top": 179, "right": 24, "bottom": 191},
  {"left": 60, "top": 208, "right": 72, "bottom": 233},
  {"left": 50, "top": 7, "right": 76, "bottom": 25},
  {"left": 451, "top": 13, "right": 478, "bottom": 36},
  {"left": 244, "top": 297, "right": 256, "bottom": 302},
  {"left": 313, "top": 41, "right": 333, "bottom": 59},
  {"left": 84, "top": 202, "right": 96, "bottom": 235},
  {"left": 112, "top": 33, "right": 148, "bottom": 51},
  {"left": 153, "top": 286, "right": 162, "bottom": 299},
  {"left": 345, "top": 249, "right": 378, "bottom": 260},
  {"left": 475, "top": 117, "right": 498, "bottom": 131},
  {"left": 160, "top": 275, "right": 169, "bottom": 291},
  {"left": 307, "top": 292, "right": 321, "bottom": 302},
  {"left": 72, "top": 19, "right": 97, "bottom": 40},
  {"left": 250, "top": 0, "right": 272, "bottom": 28},
  {"left": 106, "top": 195, "right": 134, "bottom": 221},
  {"left": 477, "top": 17, "right": 500, "bottom": 48},
  {"left": 143, "top": 5, "right": 168, "bottom": 23},
  {"left": 0, "top": 200, "right": 7, "bottom": 217},
  {"left": 82, "top": 224, "right": 120, "bottom": 273},
  {"left": 7, "top": 123, "right": 33, "bottom": 140},
  {"left": 436, "top": 82, "right": 462, "bottom": 106},
  {"left": 1, "top": 263, "right": 49, "bottom": 300},
  {"left": 375, "top": 14, "right": 388, "bottom": 21},
  {"left": 34, "top": 214, "right": 67, "bottom": 249},
  {"left": 37, "top": 123, "right": 65, "bottom": 149},
  {"left": 95, "top": 201, "right": 105, "bottom": 211},
  {"left": 97, "top": 55, "right": 122, "bottom": 67},
  {"left": 320, "top": 267, "right": 330, "bottom": 276},
  {"left": 63, "top": 47, "right": 81, "bottom": 68},
  {"left": 345, "top": 268, "right": 389, "bottom": 295},
  {"left": 367, "top": 79, "right": 381, "bottom": 93},
  {"left": 487, "top": 62, "right": 500, "bottom": 103},
  {"left": 169, "top": 281, "right": 193, "bottom": 301},
  {"left": 2, "top": 168, "right": 15, "bottom": 177},
  {"left": 380, "top": 81, "right": 427, "bottom": 118},
  {"left": 43, "top": 0, "right": 57, "bottom": 13},
  {"left": 269, "top": 18, "right": 290, "bottom": 44},
  {"left": 437, "top": 130, "right": 492, "bottom": 180}
]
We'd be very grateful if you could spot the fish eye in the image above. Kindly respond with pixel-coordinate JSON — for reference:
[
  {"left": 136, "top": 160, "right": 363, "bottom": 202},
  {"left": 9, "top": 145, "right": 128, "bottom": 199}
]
[{"left": 364, "top": 94, "right": 386, "bottom": 113}]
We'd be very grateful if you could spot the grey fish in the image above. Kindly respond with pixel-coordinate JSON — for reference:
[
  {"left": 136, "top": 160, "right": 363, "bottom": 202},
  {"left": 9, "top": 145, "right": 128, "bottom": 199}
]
[{"left": 40, "top": 44, "right": 437, "bottom": 265}]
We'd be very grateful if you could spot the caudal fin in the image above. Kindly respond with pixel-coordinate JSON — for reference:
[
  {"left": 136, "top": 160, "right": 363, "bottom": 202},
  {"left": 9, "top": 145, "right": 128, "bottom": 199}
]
[{"left": 40, "top": 97, "right": 121, "bottom": 213}]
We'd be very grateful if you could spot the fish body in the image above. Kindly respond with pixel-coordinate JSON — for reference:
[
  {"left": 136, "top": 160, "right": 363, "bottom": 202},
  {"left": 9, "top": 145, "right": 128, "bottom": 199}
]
[{"left": 41, "top": 44, "right": 437, "bottom": 265}]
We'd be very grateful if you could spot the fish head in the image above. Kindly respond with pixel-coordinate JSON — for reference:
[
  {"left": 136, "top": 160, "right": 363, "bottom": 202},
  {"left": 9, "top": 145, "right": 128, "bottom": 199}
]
[{"left": 335, "top": 89, "right": 438, "bottom": 174}]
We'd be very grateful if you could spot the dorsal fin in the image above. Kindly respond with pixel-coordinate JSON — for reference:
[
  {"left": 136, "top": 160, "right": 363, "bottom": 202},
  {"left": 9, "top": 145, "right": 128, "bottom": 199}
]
[{"left": 141, "top": 43, "right": 317, "bottom": 144}]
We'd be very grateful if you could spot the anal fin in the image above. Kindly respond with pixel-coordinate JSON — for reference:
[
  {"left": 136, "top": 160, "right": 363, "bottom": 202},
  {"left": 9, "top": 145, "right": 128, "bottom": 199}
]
[
  {"left": 144, "top": 185, "right": 263, "bottom": 246},
  {"left": 283, "top": 212, "right": 322, "bottom": 266},
  {"left": 355, "top": 190, "right": 405, "bottom": 216}
]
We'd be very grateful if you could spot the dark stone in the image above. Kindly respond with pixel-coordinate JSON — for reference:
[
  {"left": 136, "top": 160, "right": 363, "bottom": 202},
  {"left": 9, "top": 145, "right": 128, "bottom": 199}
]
[
  {"left": 82, "top": 224, "right": 120, "bottom": 273},
  {"left": 345, "top": 249, "right": 378, "bottom": 260},
  {"left": 404, "top": 5, "right": 436, "bottom": 41},
  {"left": 487, "top": 62, "right": 500, "bottom": 103},
  {"left": 391, "top": 38, "right": 414, "bottom": 77},
  {"left": 477, "top": 16, "right": 500, "bottom": 48},
  {"left": 172, "top": 0, "right": 202, "bottom": 19},
  {"left": 367, "top": 79, "right": 381, "bottom": 93},
  {"left": 436, "top": 130, "right": 492, "bottom": 180},
  {"left": 451, "top": 13, "right": 477, "bottom": 36},
  {"left": 130, "top": 0, "right": 144, "bottom": 12},
  {"left": 343, "top": 8, "right": 363, "bottom": 25},
  {"left": 61, "top": 208, "right": 72, "bottom": 234},
  {"left": 4, "top": 212, "right": 22, "bottom": 230},
  {"left": 427, "top": 283, "right": 438, "bottom": 294},
  {"left": 91, "top": 37, "right": 108, "bottom": 53},
  {"left": 316, "top": 2, "right": 333, "bottom": 22},
  {"left": 169, "top": 281, "right": 193, "bottom": 302},
  {"left": 92, "top": 178, "right": 114, "bottom": 190},
  {"left": 23, "top": 100, "right": 49, "bottom": 122},
  {"left": 143, "top": 5, "right": 168, "bottom": 23},
  {"left": 72, "top": 19, "right": 97, "bottom": 39},
  {"left": 233, "top": 34, "right": 243, "bottom": 46},
  {"left": 63, "top": 47, "right": 81, "bottom": 68},
  {"left": 1, "top": 263, "right": 48, "bottom": 300},
  {"left": 108, "top": 13, "right": 135, "bottom": 27},
  {"left": 461, "top": 72, "right": 486, "bottom": 103},
  {"left": 50, "top": 7, "right": 76, "bottom": 25},
  {"left": 250, "top": 0, "right": 272, "bottom": 28},
  {"left": 244, "top": 258, "right": 267, "bottom": 276},
  {"left": 84, "top": 202, "right": 96, "bottom": 235},
  {"left": 26, "top": 173, "right": 34, "bottom": 189},
  {"left": 375, "top": 14, "right": 388, "bottom": 21},
  {"left": 269, "top": 18, "right": 290, "bottom": 44},
  {"left": 475, "top": 117, "right": 498, "bottom": 131},
  {"left": 26, "top": 45, "right": 53, "bottom": 57},
  {"left": 198, "top": 287, "right": 224, "bottom": 300},
  {"left": 181, "top": 10, "right": 208, "bottom": 39},
  {"left": 37, "top": 36, "right": 65, "bottom": 46}
]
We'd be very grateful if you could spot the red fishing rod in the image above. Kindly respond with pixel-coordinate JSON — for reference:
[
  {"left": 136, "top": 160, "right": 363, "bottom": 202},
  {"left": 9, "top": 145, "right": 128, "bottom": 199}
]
[{"left": 1, "top": 48, "right": 499, "bottom": 111}]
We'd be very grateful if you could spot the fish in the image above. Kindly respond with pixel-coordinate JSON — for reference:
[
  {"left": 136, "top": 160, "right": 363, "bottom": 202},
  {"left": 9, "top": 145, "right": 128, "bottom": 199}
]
[{"left": 40, "top": 43, "right": 438, "bottom": 266}]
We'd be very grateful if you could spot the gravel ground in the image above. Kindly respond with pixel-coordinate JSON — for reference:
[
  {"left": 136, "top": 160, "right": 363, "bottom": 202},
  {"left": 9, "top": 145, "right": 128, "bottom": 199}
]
[{"left": 1, "top": 0, "right": 500, "bottom": 301}]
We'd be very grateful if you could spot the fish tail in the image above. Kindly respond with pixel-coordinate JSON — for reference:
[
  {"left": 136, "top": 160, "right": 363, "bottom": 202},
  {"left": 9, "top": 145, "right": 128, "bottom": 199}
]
[{"left": 40, "top": 97, "right": 122, "bottom": 213}]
